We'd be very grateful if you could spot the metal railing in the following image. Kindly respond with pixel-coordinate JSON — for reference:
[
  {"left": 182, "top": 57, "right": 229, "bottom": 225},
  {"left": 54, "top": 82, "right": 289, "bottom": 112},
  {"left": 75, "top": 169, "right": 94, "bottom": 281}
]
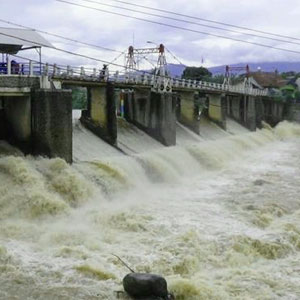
[
  {"left": 0, "top": 60, "right": 42, "bottom": 76},
  {"left": 0, "top": 57, "right": 269, "bottom": 97}
]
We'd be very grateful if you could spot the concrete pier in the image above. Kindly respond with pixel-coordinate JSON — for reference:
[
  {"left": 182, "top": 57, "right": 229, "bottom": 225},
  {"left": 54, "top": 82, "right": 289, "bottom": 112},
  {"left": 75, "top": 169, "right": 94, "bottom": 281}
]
[
  {"left": 124, "top": 88, "right": 176, "bottom": 146},
  {"left": 177, "top": 91, "right": 200, "bottom": 134},
  {"left": 255, "top": 96, "right": 264, "bottom": 129},
  {"left": 0, "top": 76, "right": 73, "bottom": 162},
  {"left": 227, "top": 95, "right": 258, "bottom": 131},
  {"left": 0, "top": 102, "right": 5, "bottom": 140},
  {"left": 244, "top": 96, "right": 256, "bottom": 131},
  {"left": 31, "top": 90, "right": 73, "bottom": 163},
  {"left": 0, "top": 89, "right": 73, "bottom": 162},
  {"left": 285, "top": 102, "right": 300, "bottom": 123},
  {"left": 81, "top": 83, "right": 117, "bottom": 145},
  {"left": 262, "top": 98, "right": 285, "bottom": 126},
  {"left": 1, "top": 95, "right": 31, "bottom": 152},
  {"left": 208, "top": 94, "right": 226, "bottom": 130},
  {"left": 227, "top": 95, "right": 241, "bottom": 122}
]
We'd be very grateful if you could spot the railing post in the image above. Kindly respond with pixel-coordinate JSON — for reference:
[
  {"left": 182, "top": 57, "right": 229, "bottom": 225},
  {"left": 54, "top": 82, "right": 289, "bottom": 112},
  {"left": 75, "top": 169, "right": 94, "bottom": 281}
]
[
  {"left": 170, "top": 78, "right": 174, "bottom": 87},
  {"left": 53, "top": 64, "right": 57, "bottom": 76},
  {"left": 151, "top": 75, "right": 155, "bottom": 85},
  {"left": 104, "top": 68, "right": 109, "bottom": 82},
  {"left": 135, "top": 74, "right": 140, "bottom": 84},
  {"left": 29, "top": 60, "right": 33, "bottom": 76},
  {"left": 67, "top": 65, "right": 72, "bottom": 76},
  {"left": 6, "top": 56, "right": 11, "bottom": 75},
  {"left": 93, "top": 68, "right": 97, "bottom": 78},
  {"left": 143, "top": 73, "right": 148, "bottom": 85},
  {"left": 124, "top": 71, "right": 129, "bottom": 83},
  {"left": 114, "top": 71, "right": 119, "bottom": 82},
  {"left": 44, "top": 63, "right": 49, "bottom": 76},
  {"left": 80, "top": 67, "right": 85, "bottom": 77}
]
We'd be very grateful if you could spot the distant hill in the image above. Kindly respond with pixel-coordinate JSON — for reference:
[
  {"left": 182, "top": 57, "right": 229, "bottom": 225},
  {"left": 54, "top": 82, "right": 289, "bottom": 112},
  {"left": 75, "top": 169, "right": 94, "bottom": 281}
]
[
  {"left": 149, "top": 62, "right": 300, "bottom": 78},
  {"left": 167, "top": 63, "right": 186, "bottom": 78},
  {"left": 208, "top": 62, "right": 300, "bottom": 75},
  {"left": 140, "top": 63, "right": 186, "bottom": 78}
]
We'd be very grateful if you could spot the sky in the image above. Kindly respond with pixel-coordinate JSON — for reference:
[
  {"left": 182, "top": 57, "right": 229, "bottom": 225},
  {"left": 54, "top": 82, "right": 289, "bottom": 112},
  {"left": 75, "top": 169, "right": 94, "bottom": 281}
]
[{"left": 1, "top": 0, "right": 300, "bottom": 73}]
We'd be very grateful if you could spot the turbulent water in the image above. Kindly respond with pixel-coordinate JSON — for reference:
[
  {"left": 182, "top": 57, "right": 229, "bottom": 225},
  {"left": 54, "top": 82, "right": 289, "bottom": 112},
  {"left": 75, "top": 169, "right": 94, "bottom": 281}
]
[{"left": 1, "top": 119, "right": 300, "bottom": 300}]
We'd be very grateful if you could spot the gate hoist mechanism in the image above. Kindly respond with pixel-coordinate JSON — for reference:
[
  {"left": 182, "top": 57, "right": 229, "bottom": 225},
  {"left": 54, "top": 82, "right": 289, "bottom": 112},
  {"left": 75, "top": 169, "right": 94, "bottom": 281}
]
[
  {"left": 125, "top": 43, "right": 172, "bottom": 93},
  {"left": 224, "top": 65, "right": 251, "bottom": 91}
]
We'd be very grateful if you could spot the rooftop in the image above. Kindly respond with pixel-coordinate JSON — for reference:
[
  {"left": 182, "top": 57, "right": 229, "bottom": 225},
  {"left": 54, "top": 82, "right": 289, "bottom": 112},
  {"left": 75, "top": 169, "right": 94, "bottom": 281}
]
[
  {"left": 249, "top": 71, "right": 287, "bottom": 88},
  {"left": 0, "top": 27, "right": 52, "bottom": 54}
]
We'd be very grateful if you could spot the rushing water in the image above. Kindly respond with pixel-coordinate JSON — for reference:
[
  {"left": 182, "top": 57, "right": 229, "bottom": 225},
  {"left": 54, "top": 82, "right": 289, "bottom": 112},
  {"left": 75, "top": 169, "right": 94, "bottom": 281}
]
[{"left": 1, "top": 121, "right": 300, "bottom": 299}]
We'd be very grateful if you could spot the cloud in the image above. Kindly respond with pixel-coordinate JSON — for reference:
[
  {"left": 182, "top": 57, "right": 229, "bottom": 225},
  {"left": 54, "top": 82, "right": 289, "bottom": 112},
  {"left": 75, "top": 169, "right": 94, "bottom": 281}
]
[{"left": 1, "top": 0, "right": 300, "bottom": 72}]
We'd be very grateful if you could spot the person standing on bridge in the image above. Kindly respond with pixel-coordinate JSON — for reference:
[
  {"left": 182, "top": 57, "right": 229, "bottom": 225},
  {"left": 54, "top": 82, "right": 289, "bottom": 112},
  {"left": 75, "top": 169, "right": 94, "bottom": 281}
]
[
  {"left": 11, "top": 60, "right": 19, "bottom": 75},
  {"left": 100, "top": 64, "right": 109, "bottom": 81}
]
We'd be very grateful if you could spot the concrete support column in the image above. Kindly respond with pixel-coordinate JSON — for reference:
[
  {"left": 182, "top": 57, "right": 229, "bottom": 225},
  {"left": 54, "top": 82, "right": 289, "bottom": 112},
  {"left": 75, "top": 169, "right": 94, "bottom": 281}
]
[
  {"left": 227, "top": 95, "right": 258, "bottom": 130},
  {"left": 31, "top": 89, "right": 73, "bottom": 163},
  {"left": 261, "top": 98, "right": 285, "bottom": 126},
  {"left": 255, "top": 96, "right": 264, "bottom": 129},
  {"left": 226, "top": 96, "right": 231, "bottom": 115},
  {"left": 272, "top": 102, "right": 284, "bottom": 125},
  {"left": 245, "top": 96, "right": 256, "bottom": 131},
  {"left": 151, "top": 92, "right": 176, "bottom": 146},
  {"left": 124, "top": 90, "right": 134, "bottom": 121},
  {"left": 228, "top": 96, "right": 241, "bottom": 121},
  {"left": 3, "top": 95, "right": 31, "bottom": 152},
  {"left": 285, "top": 103, "right": 300, "bottom": 123},
  {"left": 131, "top": 88, "right": 176, "bottom": 146},
  {"left": 177, "top": 91, "right": 200, "bottom": 134},
  {"left": 81, "top": 83, "right": 117, "bottom": 145},
  {"left": 0, "top": 99, "right": 6, "bottom": 140},
  {"left": 208, "top": 93, "right": 226, "bottom": 130}
]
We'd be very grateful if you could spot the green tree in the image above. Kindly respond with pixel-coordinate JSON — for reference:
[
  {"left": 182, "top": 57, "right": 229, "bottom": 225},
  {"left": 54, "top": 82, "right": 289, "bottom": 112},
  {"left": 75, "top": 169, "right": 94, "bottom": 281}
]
[
  {"left": 182, "top": 66, "right": 212, "bottom": 81},
  {"left": 209, "top": 74, "right": 226, "bottom": 84},
  {"left": 281, "top": 71, "right": 296, "bottom": 79},
  {"left": 69, "top": 87, "right": 87, "bottom": 109}
]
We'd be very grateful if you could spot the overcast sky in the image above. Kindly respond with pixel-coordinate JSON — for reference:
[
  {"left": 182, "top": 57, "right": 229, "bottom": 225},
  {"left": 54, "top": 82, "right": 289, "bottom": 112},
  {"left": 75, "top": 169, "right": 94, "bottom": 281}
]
[{"left": 1, "top": 0, "right": 300, "bottom": 72}]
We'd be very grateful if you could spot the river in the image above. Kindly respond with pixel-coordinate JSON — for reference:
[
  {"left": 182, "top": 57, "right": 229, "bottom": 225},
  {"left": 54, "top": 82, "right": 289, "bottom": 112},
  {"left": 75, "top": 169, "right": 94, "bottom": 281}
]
[{"left": 1, "top": 120, "right": 300, "bottom": 299}]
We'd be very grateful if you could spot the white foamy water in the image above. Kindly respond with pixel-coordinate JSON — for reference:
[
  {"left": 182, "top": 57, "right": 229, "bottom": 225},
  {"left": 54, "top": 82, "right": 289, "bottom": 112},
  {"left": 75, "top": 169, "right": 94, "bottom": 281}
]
[
  {"left": 117, "top": 118, "right": 164, "bottom": 155},
  {"left": 73, "top": 111, "right": 123, "bottom": 162},
  {"left": 1, "top": 121, "right": 300, "bottom": 299},
  {"left": 226, "top": 117, "right": 250, "bottom": 135},
  {"left": 199, "top": 115, "right": 230, "bottom": 140},
  {"left": 176, "top": 122, "right": 204, "bottom": 146}
]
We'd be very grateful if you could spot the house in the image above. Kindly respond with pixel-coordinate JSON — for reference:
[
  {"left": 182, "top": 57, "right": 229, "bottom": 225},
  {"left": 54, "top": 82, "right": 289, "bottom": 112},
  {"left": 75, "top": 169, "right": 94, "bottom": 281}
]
[
  {"left": 249, "top": 71, "right": 287, "bottom": 90},
  {"left": 232, "top": 70, "right": 287, "bottom": 96},
  {"left": 233, "top": 75, "right": 264, "bottom": 90}
]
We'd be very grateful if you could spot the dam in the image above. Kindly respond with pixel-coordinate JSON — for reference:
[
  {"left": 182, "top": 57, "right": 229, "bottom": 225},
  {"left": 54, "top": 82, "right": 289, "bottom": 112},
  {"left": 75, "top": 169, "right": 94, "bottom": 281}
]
[
  {"left": 1, "top": 34, "right": 300, "bottom": 300},
  {"left": 1, "top": 63, "right": 300, "bottom": 299}
]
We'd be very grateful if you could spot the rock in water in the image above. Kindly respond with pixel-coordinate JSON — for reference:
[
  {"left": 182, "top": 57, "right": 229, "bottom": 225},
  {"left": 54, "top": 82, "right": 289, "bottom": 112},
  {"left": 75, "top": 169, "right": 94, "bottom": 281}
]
[
  {"left": 123, "top": 273, "right": 169, "bottom": 299},
  {"left": 253, "top": 179, "right": 269, "bottom": 186}
]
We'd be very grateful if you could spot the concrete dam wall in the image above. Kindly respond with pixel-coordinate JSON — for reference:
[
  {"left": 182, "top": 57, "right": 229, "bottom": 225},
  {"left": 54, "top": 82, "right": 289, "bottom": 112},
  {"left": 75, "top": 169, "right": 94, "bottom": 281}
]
[{"left": 1, "top": 76, "right": 300, "bottom": 163}]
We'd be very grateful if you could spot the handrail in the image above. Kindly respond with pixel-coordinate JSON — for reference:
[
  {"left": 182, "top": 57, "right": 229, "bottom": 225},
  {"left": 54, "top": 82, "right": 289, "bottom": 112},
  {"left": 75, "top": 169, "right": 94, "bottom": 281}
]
[{"left": 0, "top": 57, "right": 270, "bottom": 96}]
